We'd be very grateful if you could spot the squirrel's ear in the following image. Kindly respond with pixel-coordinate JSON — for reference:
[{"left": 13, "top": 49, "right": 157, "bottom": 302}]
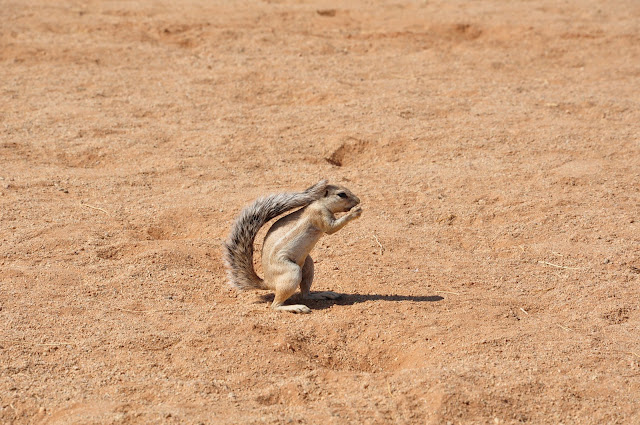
[
  {"left": 305, "top": 179, "right": 328, "bottom": 198},
  {"left": 324, "top": 189, "right": 329, "bottom": 197}
]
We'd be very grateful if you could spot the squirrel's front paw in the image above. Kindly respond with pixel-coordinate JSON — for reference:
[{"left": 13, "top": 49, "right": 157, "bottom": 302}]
[{"left": 350, "top": 205, "right": 363, "bottom": 218}]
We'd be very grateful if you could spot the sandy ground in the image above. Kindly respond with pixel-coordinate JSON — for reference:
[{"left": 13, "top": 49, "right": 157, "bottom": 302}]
[{"left": 1, "top": 0, "right": 640, "bottom": 423}]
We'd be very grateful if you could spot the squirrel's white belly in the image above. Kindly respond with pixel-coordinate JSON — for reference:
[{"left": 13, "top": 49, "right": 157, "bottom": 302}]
[
  {"left": 281, "top": 228, "right": 323, "bottom": 266},
  {"left": 264, "top": 220, "right": 323, "bottom": 267}
]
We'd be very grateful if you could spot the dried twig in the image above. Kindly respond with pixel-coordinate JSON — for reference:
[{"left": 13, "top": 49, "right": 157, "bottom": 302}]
[
  {"left": 520, "top": 307, "right": 529, "bottom": 315},
  {"left": 557, "top": 324, "right": 573, "bottom": 332},
  {"left": 115, "top": 308, "right": 147, "bottom": 314},
  {"left": 614, "top": 350, "right": 640, "bottom": 359},
  {"left": 0, "top": 340, "right": 77, "bottom": 346},
  {"left": 538, "top": 260, "right": 581, "bottom": 270},
  {"left": 114, "top": 307, "right": 184, "bottom": 314},
  {"left": 81, "top": 203, "right": 110, "bottom": 215},
  {"left": 613, "top": 350, "right": 640, "bottom": 359},
  {"left": 533, "top": 286, "right": 555, "bottom": 293},
  {"left": 372, "top": 234, "right": 385, "bottom": 255}
]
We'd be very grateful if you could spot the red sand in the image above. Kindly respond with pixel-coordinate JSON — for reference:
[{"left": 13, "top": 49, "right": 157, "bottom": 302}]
[{"left": 1, "top": 0, "right": 639, "bottom": 423}]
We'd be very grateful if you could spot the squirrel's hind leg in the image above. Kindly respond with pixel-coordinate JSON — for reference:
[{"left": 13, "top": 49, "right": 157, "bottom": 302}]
[
  {"left": 300, "top": 256, "right": 341, "bottom": 300},
  {"left": 270, "top": 260, "right": 311, "bottom": 314}
]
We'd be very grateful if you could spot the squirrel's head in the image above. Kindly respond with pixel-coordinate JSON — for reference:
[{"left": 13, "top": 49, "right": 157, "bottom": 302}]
[{"left": 322, "top": 184, "right": 360, "bottom": 213}]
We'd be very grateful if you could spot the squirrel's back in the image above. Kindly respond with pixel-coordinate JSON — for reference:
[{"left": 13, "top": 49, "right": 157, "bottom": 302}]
[{"left": 223, "top": 180, "right": 328, "bottom": 290}]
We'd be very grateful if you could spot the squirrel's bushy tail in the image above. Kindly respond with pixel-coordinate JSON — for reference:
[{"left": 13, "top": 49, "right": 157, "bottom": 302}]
[{"left": 223, "top": 180, "right": 328, "bottom": 290}]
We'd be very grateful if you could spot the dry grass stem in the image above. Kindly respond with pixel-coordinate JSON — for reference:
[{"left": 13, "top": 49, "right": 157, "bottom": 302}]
[
  {"left": 520, "top": 307, "right": 529, "bottom": 315},
  {"left": 435, "top": 290, "right": 460, "bottom": 295},
  {"left": 115, "top": 307, "right": 184, "bottom": 314},
  {"left": 0, "top": 340, "right": 77, "bottom": 346},
  {"left": 373, "top": 234, "right": 385, "bottom": 255},
  {"left": 533, "top": 287, "right": 556, "bottom": 293},
  {"left": 538, "top": 260, "right": 581, "bottom": 270},
  {"left": 81, "top": 203, "right": 110, "bottom": 215}
]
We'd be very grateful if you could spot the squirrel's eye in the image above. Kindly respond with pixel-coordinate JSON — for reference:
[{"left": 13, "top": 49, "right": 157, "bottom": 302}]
[{"left": 337, "top": 192, "right": 348, "bottom": 199}]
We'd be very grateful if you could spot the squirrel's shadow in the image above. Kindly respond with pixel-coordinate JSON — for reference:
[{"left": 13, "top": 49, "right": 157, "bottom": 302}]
[{"left": 256, "top": 293, "right": 444, "bottom": 310}]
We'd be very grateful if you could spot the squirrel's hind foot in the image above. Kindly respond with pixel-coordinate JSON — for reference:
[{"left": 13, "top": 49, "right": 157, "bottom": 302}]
[
  {"left": 272, "top": 304, "right": 312, "bottom": 314},
  {"left": 303, "top": 291, "right": 341, "bottom": 300}
]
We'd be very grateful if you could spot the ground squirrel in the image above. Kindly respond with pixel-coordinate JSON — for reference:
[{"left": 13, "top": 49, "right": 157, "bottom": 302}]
[{"left": 223, "top": 180, "right": 362, "bottom": 313}]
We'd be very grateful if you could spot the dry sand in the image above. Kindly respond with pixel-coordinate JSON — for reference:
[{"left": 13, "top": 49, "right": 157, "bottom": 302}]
[{"left": 1, "top": 0, "right": 639, "bottom": 423}]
